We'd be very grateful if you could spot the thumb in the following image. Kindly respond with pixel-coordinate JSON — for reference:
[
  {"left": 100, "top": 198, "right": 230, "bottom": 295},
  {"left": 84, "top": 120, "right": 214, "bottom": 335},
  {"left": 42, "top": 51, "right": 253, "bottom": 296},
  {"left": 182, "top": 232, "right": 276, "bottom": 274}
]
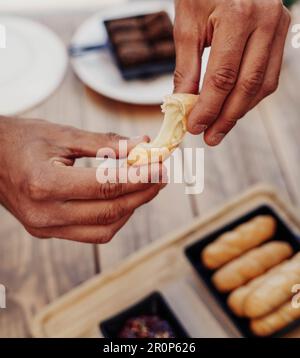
[{"left": 67, "top": 128, "right": 149, "bottom": 158}]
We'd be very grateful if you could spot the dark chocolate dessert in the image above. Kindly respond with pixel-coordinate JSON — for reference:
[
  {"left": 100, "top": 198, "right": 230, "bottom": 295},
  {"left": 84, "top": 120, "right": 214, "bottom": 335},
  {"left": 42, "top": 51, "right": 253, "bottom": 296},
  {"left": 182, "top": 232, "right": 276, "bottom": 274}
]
[{"left": 104, "top": 11, "right": 175, "bottom": 79}]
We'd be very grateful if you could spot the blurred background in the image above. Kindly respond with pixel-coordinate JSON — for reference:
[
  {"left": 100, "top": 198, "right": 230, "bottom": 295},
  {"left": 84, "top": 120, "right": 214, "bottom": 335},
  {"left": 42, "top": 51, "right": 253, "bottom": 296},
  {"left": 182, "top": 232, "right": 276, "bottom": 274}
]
[
  {"left": 0, "top": 0, "right": 300, "bottom": 338},
  {"left": 0, "top": 0, "right": 119, "bottom": 11}
]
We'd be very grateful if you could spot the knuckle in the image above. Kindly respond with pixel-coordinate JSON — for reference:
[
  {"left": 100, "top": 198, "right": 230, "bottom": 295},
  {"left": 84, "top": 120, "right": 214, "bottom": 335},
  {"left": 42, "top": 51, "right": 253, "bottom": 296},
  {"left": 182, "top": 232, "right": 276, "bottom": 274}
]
[
  {"left": 25, "top": 226, "right": 50, "bottom": 239},
  {"left": 228, "top": 0, "right": 254, "bottom": 19},
  {"left": 101, "top": 202, "right": 125, "bottom": 225},
  {"left": 21, "top": 206, "right": 47, "bottom": 228},
  {"left": 94, "top": 231, "right": 113, "bottom": 244},
  {"left": 222, "top": 118, "right": 238, "bottom": 129},
  {"left": 210, "top": 67, "right": 238, "bottom": 92},
  {"left": 227, "top": 108, "right": 246, "bottom": 120},
  {"left": 103, "top": 132, "right": 127, "bottom": 155},
  {"left": 199, "top": 106, "right": 220, "bottom": 122},
  {"left": 239, "top": 71, "right": 265, "bottom": 96},
  {"left": 220, "top": 116, "right": 238, "bottom": 133},
  {"left": 173, "top": 25, "right": 197, "bottom": 43},
  {"left": 110, "top": 183, "right": 124, "bottom": 198},
  {"left": 283, "top": 8, "right": 291, "bottom": 25},
  {"left": 173, "top": 70, "right": 183, "bottom": 90},
  {"left": 105, "top": 132, "right": 122, "bottom": 143},
  {"left": 261, "top": 20, "right": 279, "bottom": 33},
  {"left": 26, "top": 169, "right": 50, "bottom": 201},
  {"left": 173, "top": 69, "right": 199, "bottom": 92},
  {"left": 100, "top": 183, "right": 123, "bottom": 199},
  {"left": 269, "top": 0, "right": 283, "bottom": 14},
  {"left": 173, "top": 69, "right": 184, "bottom": 84},
  {"left": 262, "top": 79, "right": 279, "bottom": 97},
  {"left": 261, "top": 0, "right": 283, "bottom": 23}
]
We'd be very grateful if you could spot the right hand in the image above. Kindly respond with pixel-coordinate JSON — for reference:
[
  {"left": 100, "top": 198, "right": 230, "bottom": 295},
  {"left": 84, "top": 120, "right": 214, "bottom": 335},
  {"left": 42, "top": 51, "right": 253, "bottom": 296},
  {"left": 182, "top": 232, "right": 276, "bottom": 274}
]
[
  {"left": 0, "top": 116, "right": 165, "bottom": 244},
  {"left": 173, "top": 0, "right": 290, "bottom": 145}
]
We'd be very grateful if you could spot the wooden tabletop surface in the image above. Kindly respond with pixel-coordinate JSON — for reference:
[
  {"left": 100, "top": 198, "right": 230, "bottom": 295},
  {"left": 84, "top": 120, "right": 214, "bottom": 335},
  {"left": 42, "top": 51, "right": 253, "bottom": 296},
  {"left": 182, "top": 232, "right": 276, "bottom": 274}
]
[{"left": 0, "top": 3, "right": 299, "bottom": 337}]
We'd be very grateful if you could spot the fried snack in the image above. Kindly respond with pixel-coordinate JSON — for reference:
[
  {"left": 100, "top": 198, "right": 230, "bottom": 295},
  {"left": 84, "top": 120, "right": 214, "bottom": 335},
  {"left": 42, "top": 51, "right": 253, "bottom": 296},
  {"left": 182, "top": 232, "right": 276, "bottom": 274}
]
[
  {"left": 202, "top": 215, "right": 276, "bottom": 270},
  {"left": 212, "top": 241, "right": 293, "bottom": 292},
  {"left": 127, "top": 94, "right": 198, "bottom": 166},
  {"left": 244, "top": 252, "right": 300, "bottom": 318},
  {"left": 250, "top": 301, "right": 300, "bottom": 337},
  {"left": 227, "top": 262, "right": 286, "bottom": 317}
]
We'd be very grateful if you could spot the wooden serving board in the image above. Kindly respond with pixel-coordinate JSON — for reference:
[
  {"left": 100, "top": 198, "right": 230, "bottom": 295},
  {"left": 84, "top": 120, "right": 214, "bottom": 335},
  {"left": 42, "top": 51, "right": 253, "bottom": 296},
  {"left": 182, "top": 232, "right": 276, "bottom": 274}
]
[{"left": 30, "top": 185, "right": 300, "bottom": 338}]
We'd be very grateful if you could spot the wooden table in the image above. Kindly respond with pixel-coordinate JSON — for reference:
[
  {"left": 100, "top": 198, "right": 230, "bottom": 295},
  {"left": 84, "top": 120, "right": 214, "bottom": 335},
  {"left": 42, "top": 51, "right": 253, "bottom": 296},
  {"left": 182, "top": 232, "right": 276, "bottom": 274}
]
[{"left": 0, "top": 4, "right": 300, "bottom": 337}]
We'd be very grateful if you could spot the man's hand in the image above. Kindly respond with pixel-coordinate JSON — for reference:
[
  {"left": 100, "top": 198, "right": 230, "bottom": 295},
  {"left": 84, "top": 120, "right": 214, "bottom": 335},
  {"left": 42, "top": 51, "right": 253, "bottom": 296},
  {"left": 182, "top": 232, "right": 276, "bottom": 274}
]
[
  {"left": 0, "top": 117, "right": 165, "bottom": 244},
  {"left": 174, "top": 0, "right": 291, "bottom": 145}
]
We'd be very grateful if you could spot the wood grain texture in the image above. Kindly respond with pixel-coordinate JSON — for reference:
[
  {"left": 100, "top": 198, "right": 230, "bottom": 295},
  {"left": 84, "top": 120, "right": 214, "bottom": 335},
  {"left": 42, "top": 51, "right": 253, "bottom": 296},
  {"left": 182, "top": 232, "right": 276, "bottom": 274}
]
[
  {"left": 31, "top": 187, "right": 300, "bottom": 338},
  {"left": 183, "top": 105, "right": 289, "bottom": 216},
  {"left": 1, "top": 2, "right": 300, "bottom": 338},
  {"left": 0, "top": 12, "right": 97, "bottom": 338},
  {"left": 257, "top": 3, "right": 300, "bottom": 204}
]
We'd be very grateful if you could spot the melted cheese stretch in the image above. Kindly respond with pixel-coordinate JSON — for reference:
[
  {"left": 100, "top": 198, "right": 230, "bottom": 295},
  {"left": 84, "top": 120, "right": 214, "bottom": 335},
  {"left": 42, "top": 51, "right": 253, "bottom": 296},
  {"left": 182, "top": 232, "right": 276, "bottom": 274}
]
[{"left": 127, "top": 93, "right": 198, "bottom": 166}]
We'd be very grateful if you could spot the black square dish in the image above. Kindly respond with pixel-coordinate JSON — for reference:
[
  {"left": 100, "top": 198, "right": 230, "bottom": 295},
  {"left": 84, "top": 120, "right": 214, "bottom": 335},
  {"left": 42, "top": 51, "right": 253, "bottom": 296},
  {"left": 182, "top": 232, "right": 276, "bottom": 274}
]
[
  {"left": 185, "top": 205, "right": 300, "bottom": 338},
  {"left": 100, "top": 292, "right": 189, "bottom": 338},
  {"left": 103, "top": 11, "right": 175, "bottom": 80}
]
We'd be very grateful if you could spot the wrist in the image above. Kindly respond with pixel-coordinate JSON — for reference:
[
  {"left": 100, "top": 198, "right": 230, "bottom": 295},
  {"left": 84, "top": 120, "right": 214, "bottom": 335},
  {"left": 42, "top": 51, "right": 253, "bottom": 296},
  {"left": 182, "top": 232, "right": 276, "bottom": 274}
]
[
  {"left": 0, "top": 115, "right": 9, "bottom": 153},
  {"left": 0, "top": 115, "right": 8, "bottom": 151},
  {"left": 0, "top": 117, "right": 7, "bottom": 203},
  {"left": 0, "top": 116, "right": 12, "bottom": 184},
  {"left": 0, "top": 115, "right": 10, "bottom": 132}
]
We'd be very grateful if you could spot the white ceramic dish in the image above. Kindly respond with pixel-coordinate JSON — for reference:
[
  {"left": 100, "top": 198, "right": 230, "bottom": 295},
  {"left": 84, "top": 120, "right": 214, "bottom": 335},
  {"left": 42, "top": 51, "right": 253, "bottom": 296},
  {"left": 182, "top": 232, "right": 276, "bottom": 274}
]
[
  {"left": 0, "top": 16, "right": 67, "bottom": 116},
  {"left": 70, "top": 0, "right": 210, "bottom": 105}
]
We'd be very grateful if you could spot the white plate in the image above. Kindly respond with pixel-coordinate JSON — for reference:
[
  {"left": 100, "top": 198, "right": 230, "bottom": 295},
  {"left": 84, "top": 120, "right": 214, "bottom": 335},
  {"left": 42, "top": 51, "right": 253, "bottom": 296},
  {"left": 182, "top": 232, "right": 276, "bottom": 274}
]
[
  {"left": 0, "top": 16, "right": 67, "bottom": 116},
  {"left": 71, "top": 0, "right": 210, "bottom": 105}
]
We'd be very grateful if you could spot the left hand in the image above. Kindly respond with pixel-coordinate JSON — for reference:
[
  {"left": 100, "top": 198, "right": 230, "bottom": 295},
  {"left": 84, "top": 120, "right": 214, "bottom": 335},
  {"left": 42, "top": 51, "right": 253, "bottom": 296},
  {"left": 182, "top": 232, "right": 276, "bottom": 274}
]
[
  {"left": 173, "top": 0, "right": 291, "bottom": 145},
  {"left": 0, "top": 116, "right": 165, "bottom": 244}
]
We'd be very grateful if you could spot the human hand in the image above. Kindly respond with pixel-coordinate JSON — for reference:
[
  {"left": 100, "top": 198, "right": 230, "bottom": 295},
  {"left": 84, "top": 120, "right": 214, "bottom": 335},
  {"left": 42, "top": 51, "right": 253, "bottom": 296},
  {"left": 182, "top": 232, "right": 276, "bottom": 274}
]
[
  {"left": 174, "top": 0, "right": 291, "bottom": 145},
  {"left": 0, "top": 117, "right": 165, "bottom": 243}
]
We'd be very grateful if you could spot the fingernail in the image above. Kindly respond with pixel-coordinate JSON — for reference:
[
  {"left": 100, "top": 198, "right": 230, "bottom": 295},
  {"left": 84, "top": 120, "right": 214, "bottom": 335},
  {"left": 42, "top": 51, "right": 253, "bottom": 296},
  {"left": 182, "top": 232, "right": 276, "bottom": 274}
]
[
  {"left": 210, "top": 133, "right": 225, "bottom": 145},
  {"left": 198, "top": 124, "right": 208, "bottom": 133},
  {"left": 52, "top": 160, "right": 65, "bottom": 167},
  {"left": 191, "top": 123, "right": 208, "bottom": 134},
  {"left": 131, "top": 135, "right": 150, "bottom": 143},
  {"left": 130, "top": 136, "right": 145, "bottom": 144}
]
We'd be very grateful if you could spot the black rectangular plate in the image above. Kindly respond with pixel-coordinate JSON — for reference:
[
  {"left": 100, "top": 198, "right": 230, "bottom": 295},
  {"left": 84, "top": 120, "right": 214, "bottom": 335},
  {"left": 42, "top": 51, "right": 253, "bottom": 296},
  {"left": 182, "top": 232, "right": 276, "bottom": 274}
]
[
  {"left": 103, "top": 13, "right": 175, "bottom": 80},
  {"left": 100, "top": 292, "right": 190, "bottom": 338},
  {"left": 185, "top": 205, "right": 300, "bottom": 338}
]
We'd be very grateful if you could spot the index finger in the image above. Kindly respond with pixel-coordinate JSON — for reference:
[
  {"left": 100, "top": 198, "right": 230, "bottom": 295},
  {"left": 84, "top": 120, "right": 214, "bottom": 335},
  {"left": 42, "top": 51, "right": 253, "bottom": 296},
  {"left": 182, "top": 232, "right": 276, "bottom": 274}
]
[
  {"left": 31, "top": 164, "right": 164, "bottom": 201},
  {"left": 187, "top": 17, "right": 251, "bottom": 134}
]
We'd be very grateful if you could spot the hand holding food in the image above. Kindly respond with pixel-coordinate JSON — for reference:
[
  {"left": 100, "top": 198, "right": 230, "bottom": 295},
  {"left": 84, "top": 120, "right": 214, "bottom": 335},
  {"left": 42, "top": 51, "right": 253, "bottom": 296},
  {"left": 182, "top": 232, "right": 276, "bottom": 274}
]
[
  {"left": 174, "top": 0, "right": 290, "bottom": 145},
  {"left": 0, "top": 116, "right": 165, "bottom": 243},
  {"left": 212, "top": 241, "right": 293, "bottom": 292},
  {"left": 128, "top": 93, "right": 198, "bottom": 166},
  {"left": 202, "top": 215, "right": 276, "bottom": 269}
]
